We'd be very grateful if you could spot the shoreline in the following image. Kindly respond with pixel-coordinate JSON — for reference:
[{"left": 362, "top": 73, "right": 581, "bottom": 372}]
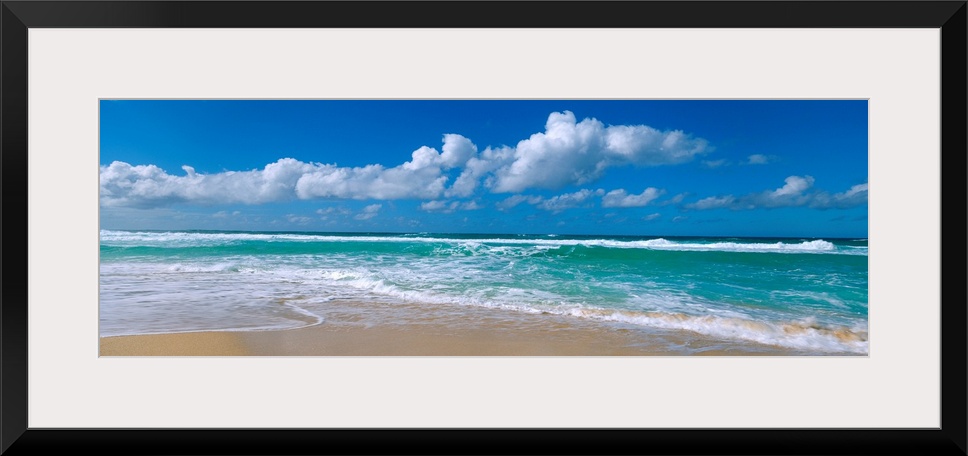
[{"left": 99, "top": 299, "right": 804, "bottom": 356}]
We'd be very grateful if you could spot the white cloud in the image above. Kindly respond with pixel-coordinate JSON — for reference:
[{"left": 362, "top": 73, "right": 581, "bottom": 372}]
[
  {"left": 833, "top": 183, "right": 868, "bottom": 204},
  {"left": 688, "top": 195, "right": 737, "bottom": 210},
  {"left": 419, "top": 200, "right": 459, "bottom": 213},
  {"left": 354, "top": 204, "right": 382, "bottom": 220},
  {"left": 536, "top": 189, "right": 605, "bottom": 213},
  {"left": 496, "top": 189, "right": 606, "bottom": 213},
  {"left": 212, "top": 210, "right": 241, "bottom": 219},
  {"left": 101, "top": 112, "right": 709, "bottom": 208},
  {"left": 488, "top": 111, "right": 708, "bottom": 193},
  {"left": 403, "top": 133, "right": 477, "bottom": 170},
  {"left": 496, "top": 194, "right": 543, "bottom": 211},
  {"left": 660, "top": 193, "right": 688, "bottom": 206},
  {"left": 447, "top": 146, "right": 515, "bottom": 198},
  {"left": 316, "top": 207, "right": 350, "bottom": 220},
  {"left": 743, "top": 175, "right": 815, "bottom": 208},
  {"left": 810, "top": 183, "right": 869, "bottom": 209},
  {"left": 746, "top": 154, "right": 772, "bottom": 165},
  {"left": 419, "top": 200, "right": 452, "bottom": 212},
  {"left": 440, "top": 134, "right": 478, "bottom": 169},
  {"left": 686, "top": 176, "right": 866, "bottom": 210},
  {"left": 420, "top": 200, "right": 483, "bottom": 213},
  {"left": 771, "top": 175, "right": 814, "bottom": 197},
  {"left": 100, "top": 157, "right": 447, "bottom": 208},
  {"left": 317, "top": 207, "right": 350, "bottom": 216},
  {"left": 295, "top": 157, "right": 447, "bottom": 201},
  {"left": 100, "top": 135, "right": 477, "bottom": 208},
  {"left": 460, "top": 201, "right": 482, "bottom": 211},
  {"left": 601, "top": 188, "right": 664, "bottom": 208},
  {"left": 605, "top": 123, "right": 707, "bottom": 166},
  {"left": 500, "top": 185, "right": 680, "bottom": 214},
  {"left": 286, "top": 214, "right": 312, "bottom": 224},
  {"left": 840, "top": 182, "right": 868, "bottom": 199},
  {"left": 702, "top": 159, "right": 729, "bottom": 168},
  {"left": 99, "top": 159, "right": 316, "bottom": 208},
  {"left": 643, "top": 213, "right": 662, "bottom": 221}
]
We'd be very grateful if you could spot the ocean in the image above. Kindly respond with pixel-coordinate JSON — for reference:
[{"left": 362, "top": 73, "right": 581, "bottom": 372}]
[{"left": 99, "top": 230, "right": 869, "bottom": 355}]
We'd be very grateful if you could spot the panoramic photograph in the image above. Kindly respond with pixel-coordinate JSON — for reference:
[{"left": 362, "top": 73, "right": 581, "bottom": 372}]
[{"left": 99, "top": 100, "right": 868, "bottom": 356}]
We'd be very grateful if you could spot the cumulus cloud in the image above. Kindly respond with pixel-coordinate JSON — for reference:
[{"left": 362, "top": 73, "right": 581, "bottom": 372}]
[
  {"left": 286, "top": 214, "right": 312, "bottom": 224},
  {"left": 316, "top": 207, "right": 351, "bottom": 220},
  {"left": 100, "top": 155, "right": 447, "bottom": 208},
  {"left": 295, "top": 151, "right": 448, "bottom": 200},
  {"left": 99, "top": 159, "right": 315, "bottom": 208},
  {"left": 771, "top": 175, "right": 814, "bottom": 197},
  {"left": 496, "top": 194, "right": 544, "bottom": 211},
  {"left": 497, "top": 187, "right": 671, "bottom": 213},
  {"left": 686, "top": 176, "right": 866, "bottom": 210},
  {"left": 749, "top": 175, "right": 815, "bottom": 208},
  {"left": 419, "top": 200, "right": 454, "bottom": 212},
  {"left": 601, "top": 188, "right": 664, "bottom": 208},
  {"left": 211, "top": 210, "right": 241, "bottom": 219},
  {"left": 101, "top": 112, "right": 709, "bottom": 209},
  {"left": 100, "top": 135, "right": 481, "bottom": 208},
  {"left": 488, "top": 111, "right": 709, "bottom": 193},
  {"left": 688, "top": 195, "right": 737, "bottom": 210},
  {"left": 439, "top": 134, "right": 478, "bottom": 168},
  {"left": 354, "top": 204, "right": 382, "bottom": 220},
  {"left": 809, "top": 183, "right": 869, "bottom": 209},
  {"left": 447, "top": 146, "right": 514, "bottom": 198},
  {"left": 746, "top": 154, "right": 772, "bottom": 165},
  {"left": 495, "top": 189, "right": 608, "bottom": 213},
  {"left": 420, "top": 200, "right": 483, "bottom": 213},
  {"left": 535, "top": 189, "right": 605, "bottom": 213},
  {"left": 460, "top": 200, "right": 482, "bottom": 211},
  {"left": 317, "top": 207, "right": 350, "bottom": 216},
  {"left": 660, "top": 193, "right": 688, "bottom": 206}
]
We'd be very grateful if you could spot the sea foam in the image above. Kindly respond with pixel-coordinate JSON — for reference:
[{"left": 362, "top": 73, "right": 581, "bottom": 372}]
[
  {"left": 100, "top": 230, "right": 868, "bottom": 353},
  {"left": 100, "top": 230, "right": 858, "bottom": 255}
]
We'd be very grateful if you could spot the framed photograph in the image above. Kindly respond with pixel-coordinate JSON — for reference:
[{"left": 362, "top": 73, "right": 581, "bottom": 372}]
[
  {"left": 95, "top": 98, "right": 873, "bottom": 358},
  {"left": 2, "top": 1, "right": 965, "bottom": 454}
]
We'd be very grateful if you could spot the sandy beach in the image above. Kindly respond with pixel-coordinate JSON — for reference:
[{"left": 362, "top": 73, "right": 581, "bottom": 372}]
[{"left": 100, "top": 299, "right": 795, "bottom": 356}]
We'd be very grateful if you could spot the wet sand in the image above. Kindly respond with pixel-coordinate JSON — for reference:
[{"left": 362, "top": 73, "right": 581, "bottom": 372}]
[{"left": 100, "top": 299, "right": 794, "bottom": 356}]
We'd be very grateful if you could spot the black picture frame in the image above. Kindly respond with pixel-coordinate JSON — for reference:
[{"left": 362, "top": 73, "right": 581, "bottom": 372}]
[{"left": 2, "top": 1, "right": 965, "bottom": 455}]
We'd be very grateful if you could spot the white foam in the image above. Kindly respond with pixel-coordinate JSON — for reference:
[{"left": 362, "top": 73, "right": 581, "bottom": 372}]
[
  {"left": 101, "top": 255, "right": 867, "bottom": 353},
  {"left": 163, "top": 262, "right": 239, "bottom": 273},
  {"left": 549, "top": 306, "right": 867, "bottom": 354},
  {"left": 293, "top": 265, "right": 867, "bottom": 353},
  {"left": 100, "top": 230, "right": 859, "bottom": 255}
]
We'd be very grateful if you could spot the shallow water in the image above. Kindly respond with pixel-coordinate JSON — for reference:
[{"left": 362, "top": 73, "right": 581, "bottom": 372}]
[{"left": 99, "top": 230, "right": 868, "bottom": 354}]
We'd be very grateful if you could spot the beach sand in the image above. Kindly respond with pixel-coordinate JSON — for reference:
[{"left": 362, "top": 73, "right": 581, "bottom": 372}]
[{"left": 100, "top": 299, "right": 793, "bottom": 356}]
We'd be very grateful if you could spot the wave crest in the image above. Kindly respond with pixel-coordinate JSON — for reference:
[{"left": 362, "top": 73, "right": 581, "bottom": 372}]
[{"left": 100, "top": 230, "right": 857, "bottom": 255}]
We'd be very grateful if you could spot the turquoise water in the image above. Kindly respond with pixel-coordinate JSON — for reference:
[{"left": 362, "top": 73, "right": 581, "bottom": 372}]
[{"left": 99, "top": 230, "right": 868, "bottom": 354}]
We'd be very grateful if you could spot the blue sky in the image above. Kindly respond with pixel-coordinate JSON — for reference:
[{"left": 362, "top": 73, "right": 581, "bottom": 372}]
[{"left": 100, "top": 100, "right": 868, "bottom": 237}]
